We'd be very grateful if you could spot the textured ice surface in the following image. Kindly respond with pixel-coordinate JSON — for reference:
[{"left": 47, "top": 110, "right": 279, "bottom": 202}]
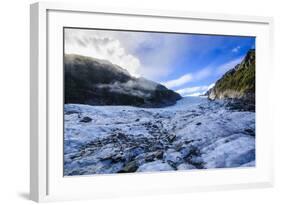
[{"left": 64, "top": 97, "right": 255, "bottom": 176}]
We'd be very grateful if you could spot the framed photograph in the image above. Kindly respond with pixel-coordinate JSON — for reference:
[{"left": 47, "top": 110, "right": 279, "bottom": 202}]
[{"left": 30, "top": 2, "right": 274, "bottom": 202}]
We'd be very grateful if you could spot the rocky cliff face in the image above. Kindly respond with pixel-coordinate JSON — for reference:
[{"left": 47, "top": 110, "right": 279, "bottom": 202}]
[
  {"left": 208, "top": 49, "right": 255, "bottom": 111},
  {"left": 64, "top": 54, "right": 181, "bottom": 108}
]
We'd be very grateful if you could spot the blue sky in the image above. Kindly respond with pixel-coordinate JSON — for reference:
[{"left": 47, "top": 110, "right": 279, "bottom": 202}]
[{"left": 65, "top": 28, "right": 255, "bottom": 96}]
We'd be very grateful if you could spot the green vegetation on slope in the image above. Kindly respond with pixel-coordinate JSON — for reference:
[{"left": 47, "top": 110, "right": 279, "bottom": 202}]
[
  {"left": 209, "top": 49, "right": 255, "bottom": 99},
  {"left": 215, "top": 49, "right": 255, "bottom": 95},
  {"left": 207, "top": 49, "right": 255, "bottom": 112}
]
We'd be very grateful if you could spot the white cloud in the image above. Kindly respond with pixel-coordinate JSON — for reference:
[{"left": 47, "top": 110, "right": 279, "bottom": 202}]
[
  {"left": 207, "top": 83, "right": 215, "bottom": 90},
  {"left": 138, "top": 65, "right": 173, "bottom": 81},
  {"left": 162, "top": 74, "right": 193, "bottom": 89},
  {"left": 171, "top": 56, "right": 243, "bottom": 96},
  {"left": 176, "top": 82, "right": 215, "bottom": 97},
  {"left": 65, "top": 28, "right": 141, "bottom": 77},
  {"left": 216, "top": 56, "right": 244, "bottom": 76},
  {"left": 232, "top": 46, "right": 241, "bottom": 53},
  {"left": 187, "top": 92, "right": 205, "bottom": 97},
  {"left": 162, "top": 67, "right": 212, "bottom": 89},
  {"left": 64, "top": 28, "right": 244, "bottom": 87},
  {"left": 194, "top": 68, "right": 211, "bottom": 81},
  {"left": 134, "top": 33, "right": 192, "bottom": 81},
  {"left": 162, "top": 55, "right": 243, "bottom": 91},
  {"left": 176, "top": 85, "right": 208, "bottom": 96},
  {"left": 64, "top": 28, "right": 193, "bottom": 80}
]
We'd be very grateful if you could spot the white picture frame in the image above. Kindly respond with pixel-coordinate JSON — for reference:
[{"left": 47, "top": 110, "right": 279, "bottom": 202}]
[{"left": 30, "top": 2, "right": 274, "bottom": 202}]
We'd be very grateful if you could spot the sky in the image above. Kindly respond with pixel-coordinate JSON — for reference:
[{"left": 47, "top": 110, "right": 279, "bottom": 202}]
[{"left": 64, "top": 28, "right": 255, "bottom": 96}]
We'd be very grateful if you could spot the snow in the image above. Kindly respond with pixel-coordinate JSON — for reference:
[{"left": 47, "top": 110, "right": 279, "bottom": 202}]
[{"left": 64, "top": 97, "right": 255, "bottom": 176}]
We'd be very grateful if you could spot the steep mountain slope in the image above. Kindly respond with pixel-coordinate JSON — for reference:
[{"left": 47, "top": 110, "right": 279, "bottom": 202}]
[
  {"left": 208, "top": 49, "right": 255, "bottom": 110},
  {"left": 64, "top": 54, "right": 181, "bottom": 107}
]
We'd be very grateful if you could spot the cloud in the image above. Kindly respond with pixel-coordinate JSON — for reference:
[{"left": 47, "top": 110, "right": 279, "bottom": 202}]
[
  {"left": 194, "top": 68, "right": 211, "bottom": 81},
  {"left": 64, "top": 28, "right": 248, "bottom": 89},
  {"left": 173, "top": 56, "right": 244, "bottom": 96},
  {"left": 216, "top": 56, "right": 244, "bottom": 76},
  {"left": 162, "top": 67, "right": 212, "bottom": 89},
  {"left": 96, "top": 80, "right": 154, "bottom": 98},
  {"left": 175, "top": 82, "right": 215, "bottom": 97},
  {"left": 138, "top": 65, "right": 173, "bottom": 81},
  {"left": 171, "top": 56, "right": 243, "bottom": 96},
  {"left": 65, "top": 28, "right": 141, "bottom": 77},
  {"left": 231, "top": 46, "right": 241, "bottom": 53},
  {"left": 162, "top": 74, "right": 193, "bottom": 89},
  {"left": 187, "top": 92, "right": 205, "bottom": 97},
  {"left": 176, "top": 85, "right": 208, "bottom": 96},
  {"left": 64, "top": 29, "right": 191, "bottom": 80},
  {"left": 133, "top": 33, "right": 192, "bottom": 81},
  {"left": 207, "top": 83, "right": 215, "bottom": 90}
]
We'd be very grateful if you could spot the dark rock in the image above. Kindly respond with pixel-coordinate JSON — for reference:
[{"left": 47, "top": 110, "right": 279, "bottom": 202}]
[
  {"left": 244, "top": 128, "right": 255, "bottom": 136},
  {"left": 119, "top": 160, "right": 139, "bottom": 173},
  {"left": 196, "top": 122, "right": 202, "bottom": 126},
  {"left": 185, "top": 139, "right": 195, "bottom": 144},
  {"left": 111, "top": 153, "right": 124, "bottom": 162},
  {"left": 152, "top": 124, "right": 158, "bottom": 129},
  {"left": 187, "top": 156, "right": 204, "bottom": 169},
  {"left": 167, "top": 134, "right": 176, "bottom": 142},
  {"left": 123, "top": 147, "right": 144, "bottom": 162},
  {"left": 173, "top": 142, "right": 184, "bottom": 151},
  {"left": 144, "top": 150, "right": 163, "bottom": 162},
  {"left": 65, "top": 110, "right": 80, "bottom": 115},
  {"left": 79, "top": 116, "right": 92, "bottom": 123},
  {"left": 225, "top": 97, "right": 255, "bottom": 112}
]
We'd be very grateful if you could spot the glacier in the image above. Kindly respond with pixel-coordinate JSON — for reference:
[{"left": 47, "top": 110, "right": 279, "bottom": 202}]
[{"left": 64, "top": 97, "right": 255, "bottom": 176}]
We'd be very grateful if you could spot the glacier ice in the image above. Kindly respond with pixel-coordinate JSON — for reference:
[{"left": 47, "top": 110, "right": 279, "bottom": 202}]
[{"left": 64, "top": 97, "right": 255, "bottom": 176}]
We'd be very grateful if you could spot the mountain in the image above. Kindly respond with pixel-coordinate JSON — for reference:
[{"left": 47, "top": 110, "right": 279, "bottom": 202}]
[
  {"left": 207, "top": 49, "right": 255, "bottom": 111},
  {"left": 64, "top": 54, "right": 182, "bottom": 108}
]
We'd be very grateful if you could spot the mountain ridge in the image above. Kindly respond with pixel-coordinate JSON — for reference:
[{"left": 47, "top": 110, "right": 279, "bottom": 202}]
[
  {"left": 207, "top": 49, "right": 255, "bottom": 111},
  {"left": 64, "top": 54, "right": 182, "bottom": 108}
]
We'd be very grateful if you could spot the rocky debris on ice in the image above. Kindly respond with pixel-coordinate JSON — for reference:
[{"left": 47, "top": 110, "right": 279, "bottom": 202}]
[{"left": 64, "top": 97, "right": 255, "bottom": 176}]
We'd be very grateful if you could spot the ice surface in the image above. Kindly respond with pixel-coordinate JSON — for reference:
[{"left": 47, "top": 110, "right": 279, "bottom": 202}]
[
  {"left": 64, "top": 97, "right": 255, "bottom": 175},
  {"left": 137, "top": 160, "right": 174, "bottom": 172}
]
